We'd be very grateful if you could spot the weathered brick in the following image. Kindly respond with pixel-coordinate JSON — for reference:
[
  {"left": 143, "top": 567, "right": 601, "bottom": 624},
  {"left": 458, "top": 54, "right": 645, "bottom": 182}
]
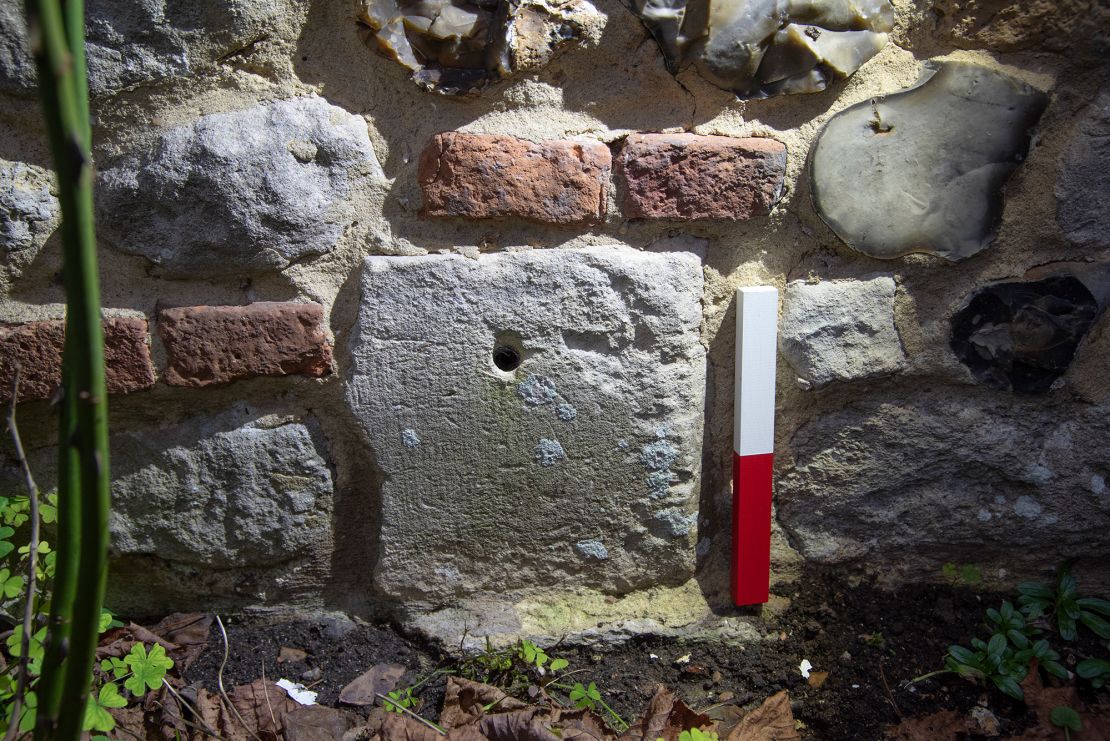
[
  {"left": 418, "top": 132, "right": 610, "bottom": 224},
  {"left": 0, "top": 317, "right": 155, "bottom": 403},
  {"left": 158, "top": 303, "right": 332, "bottom": 388},
  {"left": 617, "top": 133, "right": 786, "bottom": 220}
]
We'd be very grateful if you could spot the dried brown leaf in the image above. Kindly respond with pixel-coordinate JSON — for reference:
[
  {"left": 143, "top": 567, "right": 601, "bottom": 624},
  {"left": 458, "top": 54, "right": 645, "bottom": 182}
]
[
  {"left": 477, "top": 707, "right": 560, "bottom": 741},
  {"left": 284, "top": 705, "right": 362, "bottom": 741},
  {"left": 151, "top": 613, "right": 213, "bottom": 672},
  {"left": 439, "top": 676, "right": 528, "bottom": 729},
  {"left": 340, "top": 663, "right": 407, "bottom": 706},
  {"left": 379, "top": 712, "right": 450, "bottom": 741},
  {"left": 727, "top": 691, "right": 800, "bottom": 741},
  {"left": 885, "top": 709, "right": 976, "bottom": 740},
  {"left": 622, "top": 685, "right": 715, "bottom": 741}
]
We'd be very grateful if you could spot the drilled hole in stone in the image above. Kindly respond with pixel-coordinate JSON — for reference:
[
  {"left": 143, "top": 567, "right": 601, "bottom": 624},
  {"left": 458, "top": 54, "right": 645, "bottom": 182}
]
[{"left": 493, "top": 345, "right": 522, "bottom": 372}]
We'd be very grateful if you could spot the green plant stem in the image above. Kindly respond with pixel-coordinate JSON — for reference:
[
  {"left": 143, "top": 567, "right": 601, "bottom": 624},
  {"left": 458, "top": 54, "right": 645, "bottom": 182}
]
[
  {"left": 25, "top": 0, "right": 109, "bottom": 737},
  {"left": 910, "top": 669, "right": 951, "bottom": 684},
  {"left": 4, "top": 368, "right": 42, "bottom": 741}
]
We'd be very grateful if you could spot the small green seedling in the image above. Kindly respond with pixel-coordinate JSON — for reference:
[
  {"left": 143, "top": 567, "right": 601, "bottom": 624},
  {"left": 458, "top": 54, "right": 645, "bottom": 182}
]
[
  {"left": 569, "top": 681, "right": 602, "bottom": 711},
  {"left": 1049, "top": 706, "right": 1082, "bottom": 740},
  {"left": 384, "top": 686, "right": 418, "bottom": 714},
  {"left": 519, "top": 639, "right": 567, "bottom": 672},
  {"left": 660, "top": 730, "right": 719, "bottom": 741},
  {"left": 986, "top": 600, "right": 1039, "bottom": 651},
  {"left": 942, "top": 562, "right": 982, "bottom": 587},
  {"left": 944, "top": 634, "right": 1027, "bottom": 700},
  {"left": 1077, "top": 658, "right": 1110, "bottom": 688},
  {"left": 1018, "top": 565, "right": 1110, "bottom": 641}
]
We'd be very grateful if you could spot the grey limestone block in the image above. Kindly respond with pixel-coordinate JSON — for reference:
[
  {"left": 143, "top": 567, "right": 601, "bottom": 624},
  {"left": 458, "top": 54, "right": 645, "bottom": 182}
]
[
  {"left": 811, "top": 61, "right": 1048, "bottom": 261},
  {"left": 97, "top": 97, "right": 384, "bottom": 277},
  {"left": 1, "top": 0, "right": 298, "bottom": 96},
  {"left": 779, "top": 277, "right": 905, "bottom": 388},
  {"left": 777, "top": 392, "right": 1110, "bottom": 577},
  {"left": 1057, "top": 89, "right": 1110, "bottom": 249},
  {"left": 345, "top": 247, "right": 706, "bottom": 602},
  {"left": 2, "top": 411, "right": 334, "bottom": 568}
]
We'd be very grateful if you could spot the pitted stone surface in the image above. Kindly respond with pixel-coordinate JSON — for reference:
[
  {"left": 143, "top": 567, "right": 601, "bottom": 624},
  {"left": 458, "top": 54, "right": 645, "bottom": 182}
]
[
  {"left": 346, "top": 247, "right": 706, "bottom": 601},
  {"left": 0, "top": 159, "right": 59, "bottom": 256},
  {"left": 633, "top": 0, "right": 894, "bottom": 98},
  {"left": 418, "top": 133, "right": 610, "bottom": 224},
  {"left": 811, "top": 61, "right": 1048, "bottom": 261},
  {"left": 779, "top": 277, "right": 905, "bottom": 388},
  {"left": 158, "top": 303, "right": 332, "bottom": 388},
  {"left": 2, "top": 412, "right": 333, "bottom": 567},
  {"left": 0, "top": 318, "right": 155, "bottom": 403},
  {"left": 1057, "top": 89, "right": 1110, "bottom": 249},
  {"left": 618, "top": 134, "right": 786, "bottom": 220},
  {"left": 1, "top": 0, "right": 299, "bottom": 95},
  {"left": 777, "top": 393, "right": 1110, "bottom": 579},
  {"left": 97, "top": 97, "right": 383, "bottom": 277}
]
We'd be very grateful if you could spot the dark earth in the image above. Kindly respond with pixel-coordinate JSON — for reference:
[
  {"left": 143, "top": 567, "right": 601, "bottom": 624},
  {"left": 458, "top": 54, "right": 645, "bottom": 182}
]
[{"left": 184, "top": 566, "right": 1109, "bottom": 739}]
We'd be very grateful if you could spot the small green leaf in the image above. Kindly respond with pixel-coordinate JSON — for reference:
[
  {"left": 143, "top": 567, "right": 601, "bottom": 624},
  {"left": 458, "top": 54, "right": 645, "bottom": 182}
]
[
  {"left": 1077, "top": 597, "right": 1110, "bottom": 617},
  {"left": 84, "top": 683, "right": 126, "bottom": 732},
  {"left": 123, "top": 643, "right": 174, "bottom": 695},
  {"left": 948, "top": 645, "right": 978, "bottom": 665},
  {"left": 1017, "top": 582, "right": 1053, "bottom": 600},
  {"left": 39, "top": 503, "right": 57, "bottom": 524},
  {"left": 987, "top": 634, "right": 1007, "bottom": 658},
  {"left": 1007, "top": 630, "right": 1030, "bottom": 650},
  {"left": 992, "top": 675, "right": 1023, "bottom": 701},
  {"left": 1077, "top": 658, "right": 1110, "bottom": 679},
  {"left": 1049, "top": 706, "right": 1082, "bottom": 732},
  {"left": 1080, "top": 611, "right": 1110, "bottom": 640},
  {"left": 549, "top": 658, "right": 569, "bottom": 672},
  {"left": 1043, "top": 660, "right": 1069, "bottom": 680}
]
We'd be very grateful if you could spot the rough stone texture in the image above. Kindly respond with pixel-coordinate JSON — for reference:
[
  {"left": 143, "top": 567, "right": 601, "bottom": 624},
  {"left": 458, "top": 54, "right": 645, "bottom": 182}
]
[
  {"left": 356, "top": 0, "right": 603, "bottom": 96},
  {"left": 811, "top": 61, "right": 1048, "bottom": 261},
  {"left": 778, "top": 393, "right": 1110, "bottom": 582},
  {"left": 2, "top": 412, "right": 333, "bottom": 567},
  {"left": 779, "top": 277, "right": 905, "bottom": 388},
  {"left": 1, "top": 0, "right": 298, "bottom": 96},
  {"left": 1069, "top": 313, "right": 1110, "bottom": 405},
  {"left": 346, "top": 247, "right": 705, "bottom": 602},
  {"left": 934, "top": 0, "right": 1110, "bottom": 62},
  {"left": 97, "top": 97, "right": 384, "bottom": 277},
  {"left": 950, "top": 276, "right": 1100, "bottom": 394},
  {"left": 109, "top": 414, "right": 333, "bottom": 566},
  {"left": 158, "top": 303, "right": 332, "bottom": 388},
  {"left": 618, "top": 133, "right": 786, "bottom": 220},
  {"left": 0, "top": 318, "right": 155, "bottom": 403},
  {"left": 0, "top": 159, "right": 59, "bottom": 256},
  {"left": 633, "top": 0, "right": 894, "bottom": 98},
  {"left": 1057, "top": 89, "right": 1110, "bottom": 249},
  {"left": 418, "top": 133, "right": 610, "bottom": 224}
]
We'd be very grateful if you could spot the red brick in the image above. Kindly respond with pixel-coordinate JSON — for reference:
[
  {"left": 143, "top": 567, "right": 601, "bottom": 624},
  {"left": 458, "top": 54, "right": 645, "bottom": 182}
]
[
  {"left": 158, "top": 303, "right": 332, "bottom": 388},
  {"left": 617, "top": 133, "right": 787, "bottom": 220},
  {"left": 418, "top": 132, "right": 610, "bottom": 224},
  {"left": 0, "top": 317, "right": 155, "bottom": 403}
]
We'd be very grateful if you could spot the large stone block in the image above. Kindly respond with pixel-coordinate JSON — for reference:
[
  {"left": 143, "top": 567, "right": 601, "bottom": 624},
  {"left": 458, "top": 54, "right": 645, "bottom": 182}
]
[
  {"left": 617, "top": 133, "right": 786, "bottom": 221},
  {"left": 108, "top": 413, "right": 333, "bottom": 566},
  {"left": 97, "top": 97, "right": 383, "bottom": 277},
  {"left": 779, "top": 277, "right": 905, "bottom": 388},
  {"left": 777, "top": 393, "right": 1110, "bottom": 579},
  {"left": 2, "top": 0, "right": 300, "bottom": 95},
  {"left": 1057, "top": 89, "right": 1110, "bottom": 249},
  {"left": 158, "top": 303, "right": 332, "bottom": 388},
  {"left": 346, "top": 247, "right": 706, "bottom": 602}
]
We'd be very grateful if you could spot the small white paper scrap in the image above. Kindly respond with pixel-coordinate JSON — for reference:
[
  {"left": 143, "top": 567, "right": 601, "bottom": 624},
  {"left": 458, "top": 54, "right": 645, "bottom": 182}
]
[
  {"left": 799, "top": 659, "right": 813, "bottom": 679},
  {"left": 276, "top": 678, "right": 318, "bottom": 705}
]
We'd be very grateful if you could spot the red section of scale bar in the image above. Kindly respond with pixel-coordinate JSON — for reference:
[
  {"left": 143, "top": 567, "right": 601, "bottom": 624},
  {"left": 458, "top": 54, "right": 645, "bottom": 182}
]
[{"left": 732, "top": 451, "right": 774, "bottom": 606}]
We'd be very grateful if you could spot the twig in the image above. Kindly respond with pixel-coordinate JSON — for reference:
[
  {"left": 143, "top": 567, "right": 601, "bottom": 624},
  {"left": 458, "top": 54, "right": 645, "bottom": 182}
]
[
  {"left": 376, "top": 693, "right": 446, "bottom": 734},
  {"left": 879, "top": 660, "right": 903, "bottom": 719},
  {"left": 215, "top": 615, "right": 262, "bottom": 741},
  {"left": 161, "top": 678, "right": 224, "bottom": 740},
  {"left": 260, "top": 658, "right": 277, "bottom": 730},
  {"left": 4, "top": 366, "right": 42, "bottom": 741}
]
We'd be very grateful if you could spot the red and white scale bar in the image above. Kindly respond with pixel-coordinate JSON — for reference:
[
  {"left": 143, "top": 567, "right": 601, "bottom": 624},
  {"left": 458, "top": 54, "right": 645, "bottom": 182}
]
[{"left": 733, "top": 286, "right": 778, "bottom": 606}]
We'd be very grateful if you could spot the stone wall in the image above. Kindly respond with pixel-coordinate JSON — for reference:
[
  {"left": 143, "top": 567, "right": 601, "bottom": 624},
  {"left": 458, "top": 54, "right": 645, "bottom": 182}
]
[{"left": 0, "top": 0, "right": 1107, "bottom": 640}]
